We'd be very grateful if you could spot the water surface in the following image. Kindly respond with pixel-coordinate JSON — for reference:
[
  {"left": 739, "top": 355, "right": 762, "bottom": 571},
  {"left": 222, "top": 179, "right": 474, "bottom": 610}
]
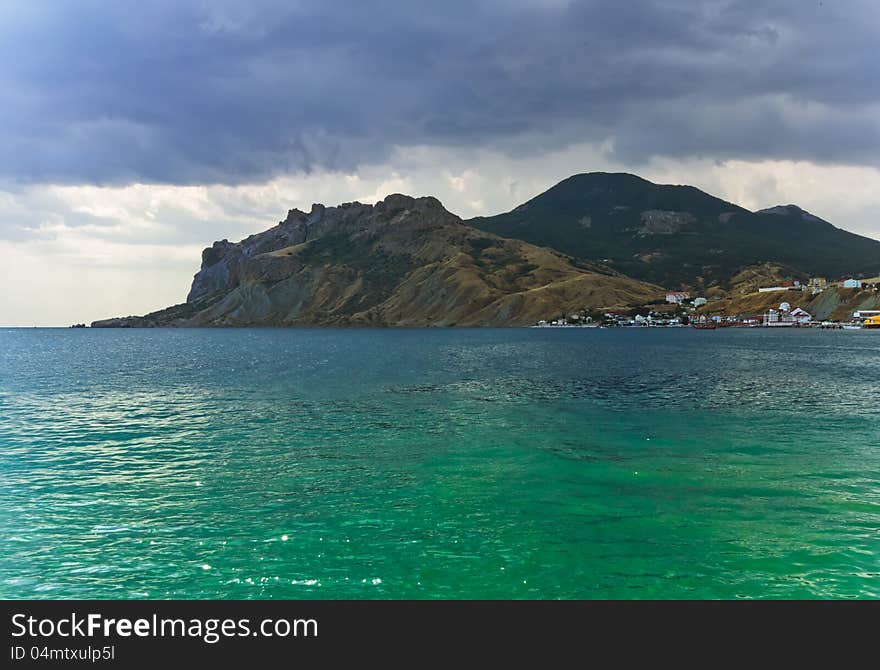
[{"left": 1, "top": 327, "right": 878, "bottom": 598}]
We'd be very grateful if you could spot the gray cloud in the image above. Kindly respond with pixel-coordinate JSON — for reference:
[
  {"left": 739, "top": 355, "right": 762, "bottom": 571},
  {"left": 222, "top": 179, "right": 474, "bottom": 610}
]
[{"left": 1, "top": 0, "right": 878, "bottom": 186}]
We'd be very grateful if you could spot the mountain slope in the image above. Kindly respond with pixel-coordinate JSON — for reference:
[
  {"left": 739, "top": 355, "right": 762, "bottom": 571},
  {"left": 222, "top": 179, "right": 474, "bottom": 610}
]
[
  {"left": 694, "top": 285, "right": 880, "bottom": 322},
  {"left": 92, "top": 194, "right": 663, "bottom": 327},
  {"left": 467, "top": 173, "right": 880, "bottom": 288}
]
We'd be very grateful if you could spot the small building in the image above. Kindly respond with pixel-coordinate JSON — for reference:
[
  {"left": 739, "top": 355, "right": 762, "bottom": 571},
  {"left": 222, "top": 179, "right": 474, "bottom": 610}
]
[
  {"left": 842, "top": 278, "right": 863, "bottom": 289},
  {"left": 665, "top": 291, "right": 690, "bottom": 304},
  {"left": 808, "top": 277, "right": 827, "bottom": 294},
  {"left": 790, "top": 307, "right": 812, "bottom": 324},
  {"left": 764, "top": 309, "right": 793, "bottom": 326},
  {"left": 693, "top": 297, "right": 707, "bottom": 307},
  {"left": 763, "top": 302, "right": 807, "bottom": 326},
  {"left": 759, "top": 280, "right": 804, "bottom": 293}
]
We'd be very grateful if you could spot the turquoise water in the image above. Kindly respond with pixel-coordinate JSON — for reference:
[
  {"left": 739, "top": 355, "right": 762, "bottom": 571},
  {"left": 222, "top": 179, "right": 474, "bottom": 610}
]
[{"left": 1, "top": 327, "right": 878, "bottom": 599}]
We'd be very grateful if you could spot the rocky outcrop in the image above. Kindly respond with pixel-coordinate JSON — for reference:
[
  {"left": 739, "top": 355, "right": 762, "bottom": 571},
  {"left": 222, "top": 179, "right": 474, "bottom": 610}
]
[
  {"left": 186, "top": 202, "right": 373, "bottom": 302},
  {"left": 93, "top": 194, "right": 664, "bottom": 327},
  {"left": 636, "top": 210, "right": 696, "bottom": 236},
  {"left": 91, "top": 295, "right": 225, "bottom": 328}
]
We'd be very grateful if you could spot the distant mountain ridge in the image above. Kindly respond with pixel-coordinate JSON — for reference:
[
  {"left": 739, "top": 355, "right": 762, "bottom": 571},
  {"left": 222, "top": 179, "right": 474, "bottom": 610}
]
[
  {"left": 90, "top": 172, "right": 880, "bottom": 327},
  {"left": 93, "top": 194, "right": 662, "bottom": 327},
  {"left": 467, "top": 172, "right": 880, "bottom": 288}
]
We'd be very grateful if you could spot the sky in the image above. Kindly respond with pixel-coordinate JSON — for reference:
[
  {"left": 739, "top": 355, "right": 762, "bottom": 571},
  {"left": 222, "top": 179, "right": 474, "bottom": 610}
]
[{"left": 2, "top": 0, "right": 879, "bottom": 326}]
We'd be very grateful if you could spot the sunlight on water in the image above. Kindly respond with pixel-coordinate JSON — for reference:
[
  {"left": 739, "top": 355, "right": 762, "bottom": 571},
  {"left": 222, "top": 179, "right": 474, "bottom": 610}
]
[{"left": 1, "top": 328, "right": 878, "bottom": 599}]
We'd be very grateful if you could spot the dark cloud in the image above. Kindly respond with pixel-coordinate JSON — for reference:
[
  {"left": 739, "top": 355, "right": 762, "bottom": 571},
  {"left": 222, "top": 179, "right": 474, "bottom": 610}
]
[{"left": 1, "top": 0, "right": 878, "bottom": 185}]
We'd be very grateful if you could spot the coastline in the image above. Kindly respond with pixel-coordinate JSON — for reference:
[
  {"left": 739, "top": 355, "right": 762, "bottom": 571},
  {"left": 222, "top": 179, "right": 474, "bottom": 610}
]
[{"left": 4, "top": 323, "right": 877, "bottom": 331}]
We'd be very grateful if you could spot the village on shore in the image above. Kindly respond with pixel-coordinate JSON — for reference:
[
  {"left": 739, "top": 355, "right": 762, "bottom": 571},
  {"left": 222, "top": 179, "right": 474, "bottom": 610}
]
[{"left": 535, "top": 275, "right": 880, "bottom": 330}]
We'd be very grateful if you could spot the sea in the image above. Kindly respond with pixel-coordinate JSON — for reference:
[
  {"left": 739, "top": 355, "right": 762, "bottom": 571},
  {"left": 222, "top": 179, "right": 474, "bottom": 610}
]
[{"left": 1, "top": 327, "right": 878, "bottom": 599}]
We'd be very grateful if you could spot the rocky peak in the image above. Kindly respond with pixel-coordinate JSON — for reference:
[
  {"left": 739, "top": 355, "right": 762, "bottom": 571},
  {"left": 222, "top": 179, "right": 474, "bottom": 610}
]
[
  {"left": 186, "top": 194, "right": 458, "bottom": 304},
  {"left": 380, "top": 193, "right": 443, "bottom": 210},
  {"left": 374, "top": 193, "right": 416, "bottom": 214},
  {"left": 282, "top": 208, "right": 308, "bottom": 225},
  {"left": 201, "top": 239, "right": 235, "bottom": 268},
  {"left": 756, "top": 204, "right": 827, "bottom": 224}
]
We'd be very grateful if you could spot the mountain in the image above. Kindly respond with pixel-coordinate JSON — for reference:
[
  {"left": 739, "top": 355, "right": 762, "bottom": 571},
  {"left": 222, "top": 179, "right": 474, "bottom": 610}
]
[
  {"left": 92, "top": 194, "right": 662, "bottom": 327},
  {"left": 467, "top": 173, "right": 880, "bottom": 288}
]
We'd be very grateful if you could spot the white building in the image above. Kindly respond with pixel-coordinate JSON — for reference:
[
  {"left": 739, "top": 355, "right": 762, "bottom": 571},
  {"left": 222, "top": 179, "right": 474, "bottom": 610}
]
[
  {"left": 842, "top": 278, "right": 863, "bottom": 289},
  {"left": 665, "top": 292, "right": 690, "bottom": 304},
  {"left": 790, "top": 307, "right": 812, "bottom": 324},
  {"left": 808, "top": 277, "right": 828, "bottom": 295},
  {"left": 764, "top": 309, "right": 793, "bottom": 326},
  {"left": 764, "top": 304, "right": 810, "bottom": 326},
  {"left": 693, "top": 297, "right": 707, "bottom": 307}
]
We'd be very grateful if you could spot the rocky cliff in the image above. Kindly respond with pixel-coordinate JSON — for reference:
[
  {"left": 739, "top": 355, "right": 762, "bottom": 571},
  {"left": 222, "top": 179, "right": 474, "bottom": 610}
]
[{"left": 92, "top": 194, "right": 663, "bottom": 327}]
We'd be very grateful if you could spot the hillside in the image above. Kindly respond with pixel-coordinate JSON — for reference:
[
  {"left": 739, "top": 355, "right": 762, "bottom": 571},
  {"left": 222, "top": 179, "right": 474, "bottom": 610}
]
[
  {"left": 92, "top": 194, "right": 663, "bottom": 327},
  {"left": 723, "top": 262, "right": 806, "bottom": 295},
  {"left": 467, "top": 173, "right": 880, "bottom": 288},
  {"left": 694, "top": 285, "right": 880, "bottom": 321}
]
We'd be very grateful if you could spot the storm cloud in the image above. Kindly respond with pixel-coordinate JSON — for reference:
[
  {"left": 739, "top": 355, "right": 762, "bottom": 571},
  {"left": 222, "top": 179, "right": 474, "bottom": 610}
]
[{"left": 2, "top": 0, "right": 879, "bottom": 186}]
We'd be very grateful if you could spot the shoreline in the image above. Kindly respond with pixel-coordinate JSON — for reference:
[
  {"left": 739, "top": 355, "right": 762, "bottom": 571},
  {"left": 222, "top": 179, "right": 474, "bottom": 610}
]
[{"left": 3, "top": 323, "right": 877, "bottom": 331}]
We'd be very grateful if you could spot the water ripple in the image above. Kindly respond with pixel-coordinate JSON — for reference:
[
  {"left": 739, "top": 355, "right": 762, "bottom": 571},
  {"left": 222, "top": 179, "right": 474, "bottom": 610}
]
[{"left": 1, "top": 328, "right": 878, "bottom": 599}]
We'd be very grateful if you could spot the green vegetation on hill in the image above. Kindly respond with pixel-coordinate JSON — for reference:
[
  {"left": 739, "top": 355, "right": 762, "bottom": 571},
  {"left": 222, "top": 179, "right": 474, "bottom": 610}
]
[{"left": 467, "top": 173, "right": 880, "bottom": 288}]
